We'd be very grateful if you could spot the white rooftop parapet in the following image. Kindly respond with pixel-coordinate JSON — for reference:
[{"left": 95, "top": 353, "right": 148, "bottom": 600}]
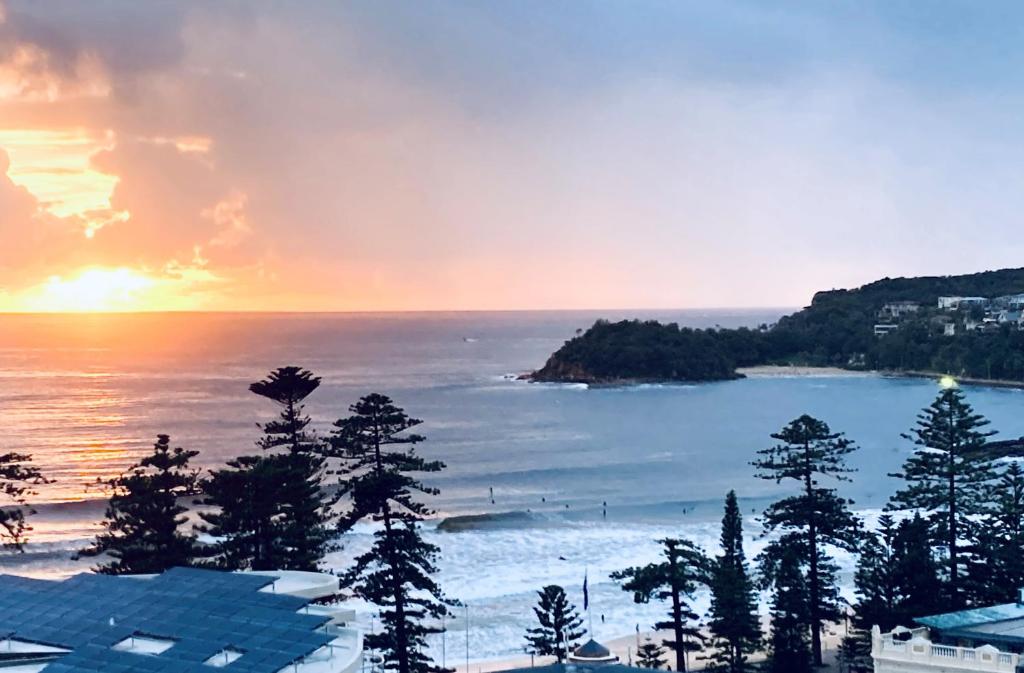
[
  {"left": 244, "top": 569, "right": 340, "bottom": 600},
  {"left": 872, "top": 625, "right": 1020, "bottom": 672}
]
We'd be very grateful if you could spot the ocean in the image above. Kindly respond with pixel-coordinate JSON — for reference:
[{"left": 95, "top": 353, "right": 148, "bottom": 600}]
[{"left": 2, "top": 310, "right": 1024, "bottom": 663}]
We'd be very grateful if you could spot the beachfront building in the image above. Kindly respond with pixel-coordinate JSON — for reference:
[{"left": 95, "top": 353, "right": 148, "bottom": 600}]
[
  {"left": 871, "top": 596, "right": 1024, "bottom": 672},
  {"left": 568, "top": 639, "right": 619, "bottom": 665},
  {"left": 0, "top": 567, "right": 363, "bottom": 673},
  {"left": 499, "top": 639, "right": 638, "bottom": 673}
]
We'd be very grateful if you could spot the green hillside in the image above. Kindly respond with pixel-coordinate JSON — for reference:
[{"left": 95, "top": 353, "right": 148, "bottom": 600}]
[{"left": 531, "top": 268, "right": 1024, "bottom": 384}]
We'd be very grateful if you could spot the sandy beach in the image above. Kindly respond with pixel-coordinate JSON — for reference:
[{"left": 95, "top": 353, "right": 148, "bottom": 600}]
[
  {"left": 737, "top": 365, "right": 875, "bottom": 378},
  {"left": 453, "top": 621, "right": 850, "bottom": 672},
  {"left": 740, "top": 364, "right": 1024, "bottom": 390}
]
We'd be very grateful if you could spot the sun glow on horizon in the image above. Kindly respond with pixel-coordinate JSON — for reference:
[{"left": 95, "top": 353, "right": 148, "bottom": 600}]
[
  {"left": 2, "top": 265, "right": 227, "bottom": 313},
  {"left": 11, "top": 268, "right": 165, "bottom": 312}
]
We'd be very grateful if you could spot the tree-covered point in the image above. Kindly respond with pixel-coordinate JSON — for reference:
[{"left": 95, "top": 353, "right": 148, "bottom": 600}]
[
  {"left": 531, "top": 319, "right": 770, "bottom": 383},
  {"left": 532, "top": 267, "right": 1024, "bottom": 383}
]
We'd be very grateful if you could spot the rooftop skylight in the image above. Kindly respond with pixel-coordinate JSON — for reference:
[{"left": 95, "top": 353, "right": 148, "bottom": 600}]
[
  {"left": 204, "top": 647, "right": 244, "bottom": 667},
  {"left": 111, "top": 634, "right": 176, "bottom": 655}
]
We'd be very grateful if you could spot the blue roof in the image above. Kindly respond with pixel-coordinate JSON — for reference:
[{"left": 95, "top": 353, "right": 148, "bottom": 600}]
[
  {"left": 914, "top": 602, "right": 1024, "bottom": 631},
  {"left": 0, "top": 567, "right": 334, "bottom": 673}
]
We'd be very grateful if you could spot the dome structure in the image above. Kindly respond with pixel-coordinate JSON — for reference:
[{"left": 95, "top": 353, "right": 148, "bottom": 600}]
[{"left": 568, "top": 639, "right": 618, "bottom": 664}]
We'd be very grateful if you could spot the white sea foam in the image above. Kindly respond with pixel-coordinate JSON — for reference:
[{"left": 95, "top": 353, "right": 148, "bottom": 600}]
[{"left": 328, "top": 512, "right": 865, "bottom": 663}]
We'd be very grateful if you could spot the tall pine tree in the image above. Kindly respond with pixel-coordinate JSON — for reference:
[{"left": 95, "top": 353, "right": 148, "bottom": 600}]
[
  {"left": 842, "top": 516, "right": 898, "bottom": 673},
  {"left": 842, "top": 514, "right": 942, "bottom": 672},
  {"left": 612, "top": 538, "right": 709, "bottom": 672},
  {"left": 752, "top": 414, "right": 860, "bottom": 667},
  {"left": 525, "top": 585, "right": 585, "bottom": 662},
  {"left": 249, "top": 366, "right": 336, "bottom": 569},
  {"left": 0, "top": 447, "right": 49, "bottom": 551},
  {"left": 77, "top": 435, "right": 199, "bottom": 574},
  {"left": 200, "top": 453, "right": 291, "bottom": 570},
  {"left": 889, "top": 513, "right": 943, "bottom": 621},
  {"left": 331, "top": 394, "right": 449, "bottom": 673},
  {"left": 768, "top": 547, "right": 810, "bottom": 673},
  {"left": 888, "top": 387, "right": 996, "bottom": 608},
  {"left": 853, "top": 516, "right": 900, "bottom": 630},
  {"left": 201, "top": 366, "right": 334, "bottom": 571},
  {"left": 975, "top": 461, "right": 1024, "bottom": 604},
  {"left": 706, "top": 491, "right": 761, "bottom": 673}
]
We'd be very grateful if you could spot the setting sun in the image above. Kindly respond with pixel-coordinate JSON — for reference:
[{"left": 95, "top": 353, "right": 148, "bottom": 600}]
[{"left": 20, "top": 268, "right": 156, "bottom": 312}]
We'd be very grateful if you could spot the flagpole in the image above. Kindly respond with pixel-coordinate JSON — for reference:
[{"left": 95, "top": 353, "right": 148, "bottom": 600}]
[{"left": 584, "top": 567, "right": 593, "bottom": 638}]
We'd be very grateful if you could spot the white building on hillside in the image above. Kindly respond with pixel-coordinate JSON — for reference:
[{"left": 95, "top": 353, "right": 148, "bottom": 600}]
[
  {"left": 994, "top": 294, "right": 1024, "bottom": 309},
  {"left": 938, "top": 296, "right": 989, "bottom": 310},
  {"left": 881, "top": 301, "right": 922, "bottom": 319}
]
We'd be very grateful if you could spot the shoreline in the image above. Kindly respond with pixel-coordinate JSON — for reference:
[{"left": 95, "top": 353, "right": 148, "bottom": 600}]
[
  {"left": 528, "top": 364, "right": 1024, "bottom": 391},
  {"left": 886, "top": 369, "right": 1024, "bottom": 391},
  {"left": 737, "top": 365, "right": 872, "bottom": 378}
]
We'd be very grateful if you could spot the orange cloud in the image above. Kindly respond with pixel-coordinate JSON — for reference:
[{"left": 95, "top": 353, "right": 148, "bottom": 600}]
[{"left": 0, "top": 128, "right": 122, "bottom": 235}]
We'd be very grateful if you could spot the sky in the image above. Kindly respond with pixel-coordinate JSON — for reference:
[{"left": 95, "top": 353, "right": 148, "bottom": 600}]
[{"left": 2, "top": 1, "right": 1024, "bottom": 312}]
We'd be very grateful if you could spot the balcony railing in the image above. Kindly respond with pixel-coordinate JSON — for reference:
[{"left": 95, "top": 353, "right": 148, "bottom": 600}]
[{"left": 872, "top": 626, "right": 1020, "bottom": 671}]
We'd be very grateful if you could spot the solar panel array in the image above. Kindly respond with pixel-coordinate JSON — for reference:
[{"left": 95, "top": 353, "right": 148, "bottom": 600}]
[{"left": 0, "top": 567, "right": 335, "bottom": 673}]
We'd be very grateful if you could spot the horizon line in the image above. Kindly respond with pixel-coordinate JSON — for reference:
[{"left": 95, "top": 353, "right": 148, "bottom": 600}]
[{"left": 0, "top": 305, "right": 799, "bottom": 317}]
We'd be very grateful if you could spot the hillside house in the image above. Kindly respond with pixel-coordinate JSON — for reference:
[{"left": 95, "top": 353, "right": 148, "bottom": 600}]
[
  {"left": 939, "top": 296, "right": 989, "bottom": 310},
  {"left": 881, "top": 301, "right": 922, "bottom": 319}
]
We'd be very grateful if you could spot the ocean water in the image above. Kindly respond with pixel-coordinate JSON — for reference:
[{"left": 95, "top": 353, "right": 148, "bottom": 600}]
[{"left": 2, "top": 310, "right": 1024, "bottom": 662}]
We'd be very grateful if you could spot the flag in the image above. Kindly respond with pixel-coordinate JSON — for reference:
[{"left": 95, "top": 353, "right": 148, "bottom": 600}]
[{"left": 583, "top": 571, "right": 589, "bottom": 611}]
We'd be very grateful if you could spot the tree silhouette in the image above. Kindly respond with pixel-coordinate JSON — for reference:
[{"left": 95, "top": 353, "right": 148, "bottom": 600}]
[
  {"left": 0, "top": 447, "right": 49, "bottom": 551},
  {"left": 613, "top": 538, "right": 709, "bottom": 672},
  {"left": 842, "top": 514, "right": 942, "bottom": 672},
  {"left": 888, "top": 388, "right": 995, "bottom": 607},
  {"left": 637, "top": 637, "right": 666, "bottom": 669},
  {"left": 975, "top": 462, "right": 1024, "bottom": 604},
  {"left": 331, "top": 394, "right": 449, "bottom": 673},
  {"left": 201, "top": 366, "right": 334, "bottom": 571},
  {"left": 249, "top": 366, "right": 335, "bottom": 570},
  {"left": 77, "top": 435, "right": 199, "bottom": 574},
  {"left": 768, "top": 547, "right": 810, "bottom": 673},
  {"left": 706, "top": 491, "right": 761, "bottom": 672},
  {"left": 525, "top": 585, "right": 585, "bottom": 662},
  {"left": 753, "top": 414, "right": 860, "bottom": 666}
]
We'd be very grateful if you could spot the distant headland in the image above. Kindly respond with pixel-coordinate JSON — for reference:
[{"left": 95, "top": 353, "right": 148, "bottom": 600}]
[{"left": 529, "top": 267, "right": 1024, "bottom": 385}]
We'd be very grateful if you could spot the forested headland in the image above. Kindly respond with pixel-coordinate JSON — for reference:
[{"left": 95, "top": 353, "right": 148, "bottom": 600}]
[{"left": 530, "top": 267, "right": 1024, "bottom": 384}]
